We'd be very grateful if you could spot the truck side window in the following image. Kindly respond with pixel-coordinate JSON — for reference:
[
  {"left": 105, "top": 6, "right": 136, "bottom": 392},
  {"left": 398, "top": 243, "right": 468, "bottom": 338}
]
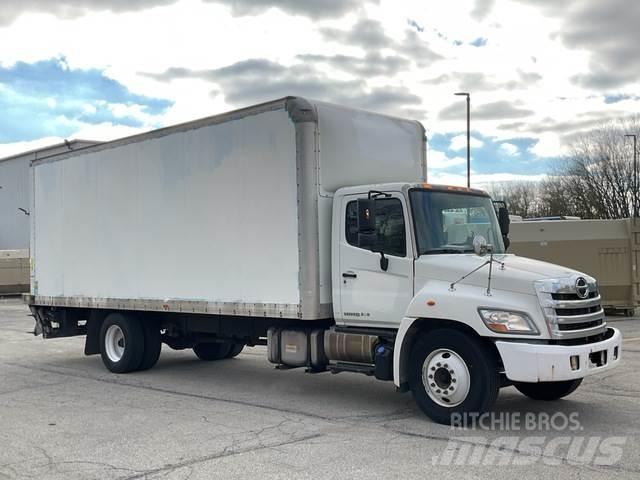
[{"left": 346, "top": 198, "right": 406, "bottom": 257}]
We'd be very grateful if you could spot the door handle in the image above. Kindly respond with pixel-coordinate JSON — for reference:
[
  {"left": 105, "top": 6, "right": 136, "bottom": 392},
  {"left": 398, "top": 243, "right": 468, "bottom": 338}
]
[{"left": 342, "top": 272, "right": 357, "bottom": 279}]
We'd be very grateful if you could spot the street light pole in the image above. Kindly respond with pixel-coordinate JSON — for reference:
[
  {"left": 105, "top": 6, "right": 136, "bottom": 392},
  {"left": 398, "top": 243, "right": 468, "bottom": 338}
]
[
  {"left": 625, "top": 134, "right": 638, "bottom": 218},
  {"left": 455, "top": 92, "right": 471, "bottom": 187}
]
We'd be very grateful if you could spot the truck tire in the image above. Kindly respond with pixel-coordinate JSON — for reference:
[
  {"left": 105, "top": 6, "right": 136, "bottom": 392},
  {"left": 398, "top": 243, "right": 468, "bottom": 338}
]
[
  {"left": 408, "top": 328, "right": 499, "bottom": 425},
  {"left": 99, "top": 313, "right": 145, "bottom": 373},
  {"left": 514, "top": 379, "right": 582, "bottom": 401},
  {"left": 138, "top": 319, "right": 162, "bottom": 371},
  {"left": 193, "top": 342, "right": 232, "bottom": 361},
  {"left": 226, "top": 343, "right": 245, "bottom": 358}
]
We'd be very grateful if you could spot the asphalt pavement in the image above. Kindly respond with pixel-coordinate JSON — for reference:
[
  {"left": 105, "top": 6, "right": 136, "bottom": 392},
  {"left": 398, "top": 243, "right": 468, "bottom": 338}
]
[{"left": 1, "top": 297, "right": 639, "bottom": 479}]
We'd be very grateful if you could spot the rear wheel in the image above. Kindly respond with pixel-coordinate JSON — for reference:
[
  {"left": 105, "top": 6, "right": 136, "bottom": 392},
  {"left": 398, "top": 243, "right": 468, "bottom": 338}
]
[
  {"left": 138, "top": 319, "right": 162, "bottom": 371},
  {"left": 409, "top": 328, "right": 499, "bottom": 425},
  {"left": 193, "top": 342, "right": 232, "bottom": 361},
  {"left": 99, "top": 313, "right": 145, "bottom": 373},
  {"left": 226, "top": 343, "right": 245, "bottom": 358},
  {"left": 515, "top": 379, "right": 582, "bottom": 401}
]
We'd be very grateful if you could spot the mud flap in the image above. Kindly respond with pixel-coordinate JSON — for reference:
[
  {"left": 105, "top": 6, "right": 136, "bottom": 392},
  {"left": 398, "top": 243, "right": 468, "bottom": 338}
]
[
  {"left": 84, "top": 312, "right": 105, "bottom": 355},
  {"left": 29, "top": 306, "right": 51, "bottom": 337},
  {"left": 33, "top": 314, "right": 43, "bottom": 336}
]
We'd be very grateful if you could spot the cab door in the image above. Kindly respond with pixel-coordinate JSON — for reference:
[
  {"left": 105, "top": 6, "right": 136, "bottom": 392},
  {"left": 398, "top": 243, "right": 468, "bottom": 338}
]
[{"left": 337, "top": 193, "right": 414, "bottom": 328}]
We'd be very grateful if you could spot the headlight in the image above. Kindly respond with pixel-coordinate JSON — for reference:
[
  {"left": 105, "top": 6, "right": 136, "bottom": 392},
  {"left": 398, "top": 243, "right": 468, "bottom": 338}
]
[{"left": 478, "top": 309, "right": 539, "bottom": 335}]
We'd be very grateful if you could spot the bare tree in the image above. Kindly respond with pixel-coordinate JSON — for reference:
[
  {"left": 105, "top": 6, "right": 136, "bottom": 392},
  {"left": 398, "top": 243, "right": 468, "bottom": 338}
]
[
  {"left": 538, "top": 176, "right": 572, "bottom": 217},
  {"left": 488, "top": 117, "right": 640, "bottom": 219},
  {"left": 485, "top": 181, "right": 543, "bottom": 218},
  {"left": 551, "top": 118, "right": 639, "bottom": 219}
]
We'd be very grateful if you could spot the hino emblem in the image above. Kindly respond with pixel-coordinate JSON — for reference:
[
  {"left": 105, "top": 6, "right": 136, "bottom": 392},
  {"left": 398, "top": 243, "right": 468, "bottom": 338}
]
[{"left": 575, "top": 277, "right": 589, "bottom": 299}]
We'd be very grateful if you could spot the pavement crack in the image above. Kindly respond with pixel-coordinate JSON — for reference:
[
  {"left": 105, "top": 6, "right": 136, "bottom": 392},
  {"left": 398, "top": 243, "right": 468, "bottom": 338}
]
[
  {"left": 5, "top": 362, "right": 338, "bottom": 422},
  {"left": 0, "top": 380, "right": 69, "bottom": 397},
  {"left": 118, "top": 433, "right": 324, "bottom": 480}
]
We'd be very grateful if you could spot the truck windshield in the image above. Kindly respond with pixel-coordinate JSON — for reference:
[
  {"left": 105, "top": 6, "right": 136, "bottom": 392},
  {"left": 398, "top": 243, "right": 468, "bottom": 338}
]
[{"left": 409, "top": 189, "right": 505, "bottom": 256}]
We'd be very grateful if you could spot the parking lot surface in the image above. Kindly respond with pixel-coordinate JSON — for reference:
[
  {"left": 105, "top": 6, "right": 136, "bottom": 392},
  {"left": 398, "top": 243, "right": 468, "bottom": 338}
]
[{"left": 1, "top": 297, "right": 639, "bottom": 479}]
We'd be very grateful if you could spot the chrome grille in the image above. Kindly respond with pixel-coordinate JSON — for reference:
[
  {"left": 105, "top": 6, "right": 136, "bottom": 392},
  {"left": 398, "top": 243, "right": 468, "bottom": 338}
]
[
  {"left": 557, "top": 319, "right": 604, "bottom": 331},
  {"left": 551, "top": 291, "right": 598, "bottom": 301},
  {"left": 535, "top": 276, "right": 607, "bottom": 339}
]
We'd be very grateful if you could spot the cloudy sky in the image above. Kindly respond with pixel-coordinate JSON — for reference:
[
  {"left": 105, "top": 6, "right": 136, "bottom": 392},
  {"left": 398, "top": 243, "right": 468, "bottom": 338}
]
[{"left": 0, "top": 0, "right": 638, "bottom": 185}]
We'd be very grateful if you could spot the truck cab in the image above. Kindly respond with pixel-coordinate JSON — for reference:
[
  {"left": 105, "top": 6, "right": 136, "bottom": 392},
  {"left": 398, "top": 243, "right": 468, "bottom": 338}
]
[{"left": 332, "top": 182, "right": 621, "bottom": 423}]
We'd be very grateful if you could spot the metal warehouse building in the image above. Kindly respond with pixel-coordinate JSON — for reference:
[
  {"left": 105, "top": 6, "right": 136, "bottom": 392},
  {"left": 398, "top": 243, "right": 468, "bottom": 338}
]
[{"left": 0, "top": 140, "right": 99, "bottom": 250}]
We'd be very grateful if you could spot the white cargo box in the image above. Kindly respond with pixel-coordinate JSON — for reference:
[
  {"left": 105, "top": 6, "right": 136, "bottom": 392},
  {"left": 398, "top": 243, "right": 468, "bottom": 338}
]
[{"left": 30, "top": 97, "right": 426, "bottom": 320}]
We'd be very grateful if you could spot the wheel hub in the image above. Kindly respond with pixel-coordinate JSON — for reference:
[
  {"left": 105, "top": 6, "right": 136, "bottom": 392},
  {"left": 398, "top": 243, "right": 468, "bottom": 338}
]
[
  {"left": 422, "top": 348, "right": 471, "bottom": 407},
  {"left": 104, "top": 324, "right": 126, "bottom": 363},
  {"left": 434, "top": 367, "right": 452, "bottom": 389}
]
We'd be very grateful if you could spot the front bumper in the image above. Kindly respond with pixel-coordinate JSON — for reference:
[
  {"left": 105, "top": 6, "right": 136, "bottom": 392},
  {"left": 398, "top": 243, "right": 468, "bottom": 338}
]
[{"left": 495, "top": 327, "right": 622, "bottom": 383}]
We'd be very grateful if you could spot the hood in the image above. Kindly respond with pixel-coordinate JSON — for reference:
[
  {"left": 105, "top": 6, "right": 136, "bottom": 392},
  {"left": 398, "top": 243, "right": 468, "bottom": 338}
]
[{"left": 414, "top": 253, "right": 586, "bottom": 296}]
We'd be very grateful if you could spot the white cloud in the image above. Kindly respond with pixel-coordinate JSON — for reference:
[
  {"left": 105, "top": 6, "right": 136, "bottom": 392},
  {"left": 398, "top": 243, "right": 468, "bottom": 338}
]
[
  {"left": 529, "top": 132, "right": 564, "bottom": 157},
  {"left": 0, "top": 0, "right": 638, "bottom": 173},
  {"left": 499, "top": 142, "right": 519, "bottom": 156},
  {"left": 472, "top": 172, "right": 546, "bottom": 185},
  {"left": 449, "top": 134, "right": 484, "bottom": 151},
  {"left": 429, "top": 170, "right": 546, "bottom": 188},
  {"left": 0, "top": 122, "right": 149, "bottom": 159},
  {"left": 0, "top": 136, "right": 64, "bottom": 159},
  {"left": 71, "top": 122, "right": 149, "bottom": 141},
  {"left": 427, "top": 148, "right": 466, "bottom": 170}
]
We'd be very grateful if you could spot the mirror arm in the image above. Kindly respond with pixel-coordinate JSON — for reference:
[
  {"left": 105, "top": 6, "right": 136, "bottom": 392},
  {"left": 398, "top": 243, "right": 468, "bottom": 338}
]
[
  {"left": 503, "top": 234, "right": 510, "bottom": 251},
  {"left": 379, "top": 251, "right": 389, "bottom": 271},
  {"left": 368, "top": 190, "right": 392, "bottom": 200}
]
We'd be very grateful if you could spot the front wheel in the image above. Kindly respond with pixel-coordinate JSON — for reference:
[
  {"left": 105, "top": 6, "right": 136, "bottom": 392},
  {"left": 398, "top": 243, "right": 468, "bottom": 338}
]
[
  {"left": 515, "top": 379, "right": 582, "bottom": 401},
  {"left": 409, "top": 329, "right": 499, "bottom": 425}
]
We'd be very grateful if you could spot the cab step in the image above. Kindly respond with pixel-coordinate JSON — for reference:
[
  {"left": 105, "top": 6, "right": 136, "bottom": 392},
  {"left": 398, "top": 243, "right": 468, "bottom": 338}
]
[{"left": 329, "top": 361, "right": 375, "bottom": 376}]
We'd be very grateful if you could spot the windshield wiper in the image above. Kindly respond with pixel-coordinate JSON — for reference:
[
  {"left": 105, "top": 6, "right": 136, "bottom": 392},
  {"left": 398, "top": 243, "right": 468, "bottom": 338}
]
[{"left": 421, "top": 247, "right": 475, "bottom": 255}]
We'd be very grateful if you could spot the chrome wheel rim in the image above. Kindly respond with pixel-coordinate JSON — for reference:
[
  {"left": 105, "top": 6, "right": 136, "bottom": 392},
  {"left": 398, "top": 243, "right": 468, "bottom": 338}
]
[
  {"left": 422, "top": 348, "right": 471, "bottom": 407},
  {"left": 105, "top": 325, "right": 125, "bottom": 363}
]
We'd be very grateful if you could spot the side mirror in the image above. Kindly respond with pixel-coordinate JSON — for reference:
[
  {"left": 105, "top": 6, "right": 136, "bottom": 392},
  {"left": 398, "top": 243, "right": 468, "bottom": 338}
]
[
  {"left": 497, "top": 205, "right": 511, "bottom": 251},
  {"left": 356, "top": 196, "right": 388, "bottom": 271},
  {"left": 498, "top": 206, "right": 510, "bottom": 236},
  {"left": 357, "top": 198, "right": 377, "bottom": 249}
]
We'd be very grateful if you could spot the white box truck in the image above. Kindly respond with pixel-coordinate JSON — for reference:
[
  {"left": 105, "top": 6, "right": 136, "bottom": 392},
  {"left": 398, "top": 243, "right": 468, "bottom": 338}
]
[{"left": 25, "top": 97, "right": 622, "bottom": 424}]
